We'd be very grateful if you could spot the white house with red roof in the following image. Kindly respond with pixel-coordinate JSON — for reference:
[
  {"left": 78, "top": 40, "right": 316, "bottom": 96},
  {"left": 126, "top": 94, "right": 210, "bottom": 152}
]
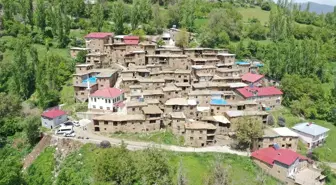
[
  {"left": 41, "top": 109, "right": 68, "bottom": 129},
  {"left": 241, "top": 72, "right": 264, "bottom": 85},
  {"left": 252, "top": 146, "right": 325, "bottom": 185},
  {"left": 236, "top": 86, "right": 283, "bottom": 109},
  {"left": 88, "top": 87, "right": 125, "bottom": 112}
]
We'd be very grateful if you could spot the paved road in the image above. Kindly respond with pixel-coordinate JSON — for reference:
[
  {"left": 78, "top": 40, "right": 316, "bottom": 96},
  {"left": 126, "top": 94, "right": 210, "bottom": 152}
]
[{"left": 62, "top": 121, "right": 249, "bottom": 156}]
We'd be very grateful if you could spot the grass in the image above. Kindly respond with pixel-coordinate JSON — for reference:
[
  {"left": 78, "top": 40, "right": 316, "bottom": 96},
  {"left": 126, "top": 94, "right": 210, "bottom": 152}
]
[
  {"left": 237, "top": 6, "right": 270, "bottom": 25},
  {"left": 270, "top": 108, "right": 336, "bottom": 162},
  {"left": 110, "top": 130, "right": 185, "bottom": 146}
]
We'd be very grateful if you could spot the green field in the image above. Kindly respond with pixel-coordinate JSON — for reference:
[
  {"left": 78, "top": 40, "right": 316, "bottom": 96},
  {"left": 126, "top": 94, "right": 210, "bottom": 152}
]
[
  {"left": 237, "top": 7, "right": 270, "bottom": 25},
  {"left": 110, "top": 130, "right": 185, "bottom": 146},
  {"left": 270, "top": 108, "right": 336, "bottom": 162}
]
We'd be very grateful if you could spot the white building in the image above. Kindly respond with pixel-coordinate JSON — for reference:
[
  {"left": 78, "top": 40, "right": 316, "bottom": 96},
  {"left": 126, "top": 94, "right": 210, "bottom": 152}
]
[
  {"left": 88, "top": 87, "right": 125, "bottom": 112},
  {"left": 292, "top": 122, "right": 329, "bottom": 149}
]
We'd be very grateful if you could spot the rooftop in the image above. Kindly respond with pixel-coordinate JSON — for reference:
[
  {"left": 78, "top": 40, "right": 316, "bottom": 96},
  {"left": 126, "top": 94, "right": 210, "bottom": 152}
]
[
  {"left": 42, "top": 109, "right": 66, "bottom": 119},
  {"left": 165, "top": 98, "right": 197, "bottom": 106},
  {"left": 225, "top": 110, "right": 268, "bottom": 118},
  {"left": 138, "top": 78, "right": 165, "bottom": 83},
  {"left": 294, "top": 168, "right": 325, "bottom": 185},
  {"left": 202, "top": 115, "right": 230, "bottom": 124},
  {"left": 292, "top": 122, "right": 330, "bottom": 136},
  {"left": 251, "top": 147, "right": 308, "bottom": 166},
  {"left": 93, "top": 113, "right": 145, "bottom": 121},
  {"left": 142, "top": 105, "right": 163, "bottom": 114},
  {"left": 162, "top": 85, "right": 181, "bottom": 92},
  {"left": 241, "top": 73, "right": 264, "bottom": 83},
  {"left": 210, "top": 99, "right": 227, "bottom": 106},
  {"left": 169, "top": 112, "right": 186, "bottom": 119},
  {"left": 236, "top": 86, "right": 283, "bottom": 98},
  {"left": 85, "top": 32, "right": 113, "bottom": 39},
  {"left": 217, "top": 53, "right": 236, "bottom": 57},
  {"left": 127, "top": 101, "right": 148, "bottom": 107},
  {"left": 185, "top": 122, "right": 217, "bottom": 130},
  {"left": 90, "top": 88, "right": 123, "bottom": 98}
]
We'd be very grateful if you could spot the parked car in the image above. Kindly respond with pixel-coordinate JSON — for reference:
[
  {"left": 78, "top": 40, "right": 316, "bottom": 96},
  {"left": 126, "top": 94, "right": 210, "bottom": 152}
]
[
  {"left": 64, "top": 132, "right": 76, "bottom": 137},
  {"left": 55, "top": 125, "right": 74, "bottom": 135},
  {"left": 73, "top": 121, "right": 80, "bottom": 127}
]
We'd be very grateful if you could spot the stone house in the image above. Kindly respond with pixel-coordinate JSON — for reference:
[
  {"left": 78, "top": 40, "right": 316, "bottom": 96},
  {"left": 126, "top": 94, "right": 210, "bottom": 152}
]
[
  {"left": 201, "top": 115, "right": 231, "bottom": 142},
  {"left": 142, "top": 105, "right": 163, "bottom": 129},
  {"left": 236, "top": 86, "right": 283, "bottom": 109},
  {"left": 190, "top": 58, "right": 220, "bottom": 66},
  {"left": 86, "top": 53, "right": 107, "bottom": 68},
  {"left": 235, "top": 61, "right": 251, "bottom": 74},
  {"left": 41, "top": 109, "right": 67, "bottom": 129},
  {"left": 212, "top": 76, "right": 242, "bottom": 83},
  {"left": 88, "top": 87, "right": 124, "bottom": 112},
  {"left": 92, "top": 114, "right": 147, "bottom": 133},
  {"left": 138, "top": 78, "right": 165, "bottom": 90},
  {"left": 145, "top": 55, "right": 189, "bottom": 70},
  {"left": 192, "top": 82, "right": 231, "bottom": 91},
  {"left": 292, "top": 122, "right": 330, "bottom": 149},
  {"left": 139, "top": 43, "right": 156, "bottom": 55},
  {"left": 241, "top": 72, "right": 264, "bottom": 86},
  {"left": 184, "top": 122, "right": 217, "bottom": 147},
  {"left": 216, "top": 53, "right": 236, "bottom": 65},
  {"left": 188, "top": 90, "right": 223, "bottom": 106},
  {"left": 169, "top": 112, "right": 186, "bottom": 135},
  {"left": 155, "top": 48, "right": 183, "bottom": 55},
  {"left": 162, "top": 85, "right": 182, "bottom": 103},
  {"left": 130, "top": 89, "right": 164, "bottom": 102},
  {"left": 224, "top": 110, "right": 268, "bottom": 130},
  {"left": 124, "top": 51, "right": 146, "bottom": 66},
  {"left": 251, "top": 146, "right": 325, "bottom": 185},
  {"left": 259, "top": 127, "right": 299, "bottom": 152},
  {"left": 129, "top": 85, "right": 143, "bottom": 94},
  {"left": 85, "top": 32, "right": 113, "bottom": 53},
  {"left": 74, "top": 82, "right": 98, "bottom": 102},
  {"left": 174, "top": 70, "right": 191, "bottom": 84},
  {"left": 175, "top": 83, "right": 191, "bottom": 96},
  {"left": 120, "top": 78, "right": 138, "bottom": 91},
  {"left": 164, "top": 98, "right": 197, "bottom": 119},
  {"left": 70, "top": 47, "right": 89, "bottom": 58},
  {"left": 127, "top": 101, "right": 148, "bottom": 114},
  {"left": 96, "top": 70, "right": 118, "bottom": 90},
  {"left": 215, "top": 68, "right": 241, "bottom": 77}
]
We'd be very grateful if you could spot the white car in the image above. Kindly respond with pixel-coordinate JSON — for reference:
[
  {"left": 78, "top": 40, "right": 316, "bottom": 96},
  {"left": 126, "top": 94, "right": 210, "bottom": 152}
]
[
  {"left": 73, "top": 121, "right": 80, "bottom": 127},
  {"left": 64, "top": 131, "right": 76, "bottom": 137}
]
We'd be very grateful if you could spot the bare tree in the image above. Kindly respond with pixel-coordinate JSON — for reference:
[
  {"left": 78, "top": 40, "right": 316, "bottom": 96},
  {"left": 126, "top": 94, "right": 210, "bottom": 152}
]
[{"left": 205, "top": 156, "right": 231, "bottom": 185}]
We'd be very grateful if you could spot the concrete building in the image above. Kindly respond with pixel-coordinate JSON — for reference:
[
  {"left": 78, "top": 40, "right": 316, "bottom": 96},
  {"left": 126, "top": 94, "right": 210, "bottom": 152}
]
[
  {"left": 41, "top": 109, "right": 67, "bottom": 129},
  {"left": 252, "top": 146, "right": 325, "bottom": 185},
  {"left": 292, "top": 122, "right": 329, "bottom": 149},
  {"left": 88, "top": 88, "right": 124, "bottom": 112},
  {"left": 259, "top": 127, "right": 299, "bottom": 151}
]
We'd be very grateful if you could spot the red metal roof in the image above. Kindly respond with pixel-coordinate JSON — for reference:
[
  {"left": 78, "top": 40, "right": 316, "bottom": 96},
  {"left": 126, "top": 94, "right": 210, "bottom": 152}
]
[
  {"left": 242, "top": 73, "right": 264, "bottom": 83},
  {"left": 124, "top": 36, "right": 139, "bottom": 45},
  {"left": 90, "top": 88, "right": 124, "bottom": 98},
  {"left": 236, "top": 86, "right": 283, "bottom": 98},
  {"left": 41, "top": 109, "right": 66, "bottom": 119},
  {"left": 251, "top": 147, "right": 308, "bottom": 166},
  {"left": 85, "top": 32, "right": 114, "bottom": 39}
]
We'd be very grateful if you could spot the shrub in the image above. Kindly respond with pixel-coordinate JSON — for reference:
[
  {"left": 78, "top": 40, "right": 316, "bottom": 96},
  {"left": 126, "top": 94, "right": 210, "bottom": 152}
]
[{"left": 261, "top": 2, "right": 271, "bottom": 11}]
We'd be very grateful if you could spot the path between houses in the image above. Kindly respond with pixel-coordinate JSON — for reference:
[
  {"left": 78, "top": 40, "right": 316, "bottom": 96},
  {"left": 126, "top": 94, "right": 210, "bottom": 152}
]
[{"left": 54, "top": 126, "right": 249, "bottom": 156}]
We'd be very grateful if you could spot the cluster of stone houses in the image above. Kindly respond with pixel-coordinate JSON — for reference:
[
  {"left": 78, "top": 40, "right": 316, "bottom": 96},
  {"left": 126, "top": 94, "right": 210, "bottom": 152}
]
[{"left": 56, "top": 31, "right": 332, "bottom": 185}]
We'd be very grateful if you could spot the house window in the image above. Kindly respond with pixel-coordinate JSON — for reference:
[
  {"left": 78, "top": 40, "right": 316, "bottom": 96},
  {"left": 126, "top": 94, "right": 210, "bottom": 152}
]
[
  {"left": 190, "top": 137, "right": 193, "bottom": 140},
  {"left": 199, "top": 137, "right": 202, "bottom": 140},
  {"left": 200, "top": 131, "right": 203, "bottom": 134},
  {"left": 104, "top": 121, "right": 108, "bottom": 125},
  {"left": 191, "top": 131, "right": 194, "bottom": 134},
  {"left": 132, "top": 108, "right": 135, "bottom": 111},
  {"left": 100, "top": 106, "right": 103, "bottom": 109},
  {"left": 150, "top": 120, "right": 156, "bottom": 123},
  {"left": 113, "top": 122, "right": 117, "bottom": 126},
  {"left": 93, "top": 105, "right": 96, "bottom": 109}
]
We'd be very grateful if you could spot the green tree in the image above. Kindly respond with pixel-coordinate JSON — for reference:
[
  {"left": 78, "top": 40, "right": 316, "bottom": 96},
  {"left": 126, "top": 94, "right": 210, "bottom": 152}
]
[
  {"left": 25, "top": 116, "right": 41, "bottom": 146},
  {"left": 131, "top": 0, "right": 141, "bottom": 30},
  {"left": 175, "top": 28, "right": 189, "bottom": 48},
  {"left": 35, "top": 0, "right": 46, "bottom": 33},
  {"left": 91, "top": 1, "right": 104, "bottom": 32},
  {"left": 0, "top": 151, "right": 24, "bottom": 185},
  {"left": 112, "top": 0, "right": 126, "bottom": 34},
  {"left": 236, "top": 116, "right": 263, "bottom": 149},
  {"left": 75, "top": 50, "right": 87, "bottom": 63}
]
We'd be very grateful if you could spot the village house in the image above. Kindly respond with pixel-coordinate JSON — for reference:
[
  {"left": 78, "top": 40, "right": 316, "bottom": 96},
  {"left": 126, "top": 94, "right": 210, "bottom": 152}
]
[
  {"left": 96, "top": 70, "right": 118, "bottom": 90},
  {"left": 236, "top": 86, "right": 283, "bottom": 109},
  {"left": 155, "top": 48, "right": 183, "bottom": 55},
  {"left": 190, "top": 58, "right": 220, "bottom": 66},
  {"left": 164, "top": 98, "right": 197, "bottom": 119},
  {"left": 215, "top": 68, "right": 241, "bottom": 77},
  {"left": 92, "top": 113, "right": 147, "bottom": 133},
  {"left": 86, "top": 52, "right": 107, "bottom": 68},
  {"left": 120, "top": 78, "right": 138, "bottom": 91},
  {"left": 127, "top": 101, "right": 148, "bottom": 114},
  {"left": 142, "top": 105, "right": 163, "bottom": 129},
  {"left": 251, "top": 146, "right": 325, "bottom": 185},
  {"left": 41, "top": 109, "right": 68, "bottom": 129},
  {"left": 124, "top": 50, "right": 146, "bottom": 66},
  {"left": 175, "top": 83, "right": 191, "bottom": 96},
  {"left": 145, "top": 55, "right": 189, "bottom": 70},
  {"left": 74, "top": 82, "right": 98, "bottom": 102},
  {"left": 129, "top": 85, "right": 143, "bottom": 94},
  {"left": 258, "top": 127, "right": 299, "bottom": 151},
  {"left": 139, "top": 43, "right": 156, "bottom": 55},
  {"left": 235, "top": 61, "right": 251, "bottom": 74},
  {"left": 192, "top": 82, "right": 231, "bottom": 91},
  {"left": 70, "top": 47, "right": 89, "bottom": 58},
  {"left": 224, "top": 110, "right": 268, "bottom": 131},
  {"left": 212, "top": 75, "right": 242, "bottom": 84},
  {"left": 85, "top": 32, "right": 113, "bottom": 53},
  {"left": 216, "top": 53, "right": 236, "bottom": 66},
  {"left": 138, "top": 78, "right": 165, "bottom": 90},
  {"left": 241, "top": 72, "right": 264, "bottom": 86},
  {"left": 162, "top": 85, "right": 182, "bottom": 102},
  {"left": 88, "top": 87, "right": 124, "bottom": 112},
  {"left": 169, "top": 112, "right": 186, "bottom": 135},
  {"left": 184, "top": 121, "right": 217, "bottom": 147},
  {"left": 188, "top": 90, "right": 224, "bottom": 106},
  {"left": 130, "top": 89, "right": 164, "bottom": 103},
  {"left": 292, "top": 122, "right": 329, "bottom": 149},
  {"left": 174, "top": 70, "right": 191, "bottom": 83},
  {"left": 201, "top": 115, "right": 231, "bottom": 143}
]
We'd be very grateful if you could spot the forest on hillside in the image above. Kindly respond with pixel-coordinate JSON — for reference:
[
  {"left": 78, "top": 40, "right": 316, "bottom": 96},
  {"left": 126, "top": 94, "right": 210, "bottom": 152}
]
[{"left": 0, "top": 0, "right": 336, "bottom": 184}]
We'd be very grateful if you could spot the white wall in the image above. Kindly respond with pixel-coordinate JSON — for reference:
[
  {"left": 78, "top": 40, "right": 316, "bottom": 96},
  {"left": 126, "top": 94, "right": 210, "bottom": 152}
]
[{"left": 88, "top": 94, "right": 124, "bottom": 111}]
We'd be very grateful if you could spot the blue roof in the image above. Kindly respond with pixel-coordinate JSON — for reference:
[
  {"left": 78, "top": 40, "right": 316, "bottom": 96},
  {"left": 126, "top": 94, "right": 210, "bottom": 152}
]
[
  {"left": 235, "top": 60, "right": 250, "bottom": 65},
  {"left": 256, "top": 63, "right": 264, "bottom": 67},
  {"left": 292, "top": 122, "right": 330, "bottom": 136},
  {"left": 82, "top": 76, "right": 97, "bottom": 84},
  {"left": 210, "top": 99, "right": 227, "bottom": 105}
]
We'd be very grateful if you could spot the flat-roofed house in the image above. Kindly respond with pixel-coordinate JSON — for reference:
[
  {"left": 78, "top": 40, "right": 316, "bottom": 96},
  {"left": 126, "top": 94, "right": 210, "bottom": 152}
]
[
  {"left": 258, "top": 127, "right": 299, "bottom": 151},
  {"left": 96, "top": 70, "right": 118, "bottom": 90},
  {"left": 74, "top": 82, "right": 98, "bottom": 102},
  {"left": 164, "top": 98, "right": 197, "bottom": 119},
  {"left": 236, "top": 86, "right": 283, "bottom": 109},
  {"left": 145, "top": 55, "right": 189, "bottom": 70},
  {"left": 85, "top": 32, "right": 114, "bottom": 53},
  {"left": 216, "top": 53, "right": 236, "bottom": 66},
  {"left": 88, "top": 87, "right": 124, "bottom": 112},
  {"left": 188, "top": 90, "right": 224, "bottom": 106},
  {"left": 174, "top": 70, "right": 191, "bottom": 83},
  {"left": 92, "top": 114, "right": 147, "bottom": 133},
  {"left": 212, "top": 75, "right": 242, "bottom": 83},
  {"left": 184, "top": 122, "right": 217, "bottom": 147},
  {"left": 169, "top": 112, "right": 186, "bottom": 135},
  {"left": 224, "top": 110, "right": 268, "bottom": 130},
  {"left": 127, "top": 101, "right": 148, "bottom": 114},
  {"left": 190, "top": 58, "right": 219, "bottom": 66},
  {"left": 124, "top": 50, "right": 146, "bottom": 66},
  {"left": 201, "top": 115, "right": 231, "bottom": 141},
  {"left": 292, "top": 122, "right": 329, "bottom": 149},
  {"left": 86, "top": 52, "right": 107, "bottom": 68},
  {"left": 70, "top": 47, "right": 89, "bottom": 58},
  {"left": 139, "top": 43, "right": 156, "bottom": 55},
  {"left": 130, "top": 89, "right": 164, "bottom": 102},
  {"left": 41, "top": 109, "right": 67, "bottom": 129},
  {"left": 162, "top": 85, "right": 182, "bottom": 102},
  {"left": 210, "top": 99, "right": 231, "bottom": 115},
  {"left": 215, "top": 68, "right": 241, "bottom": 77},
  {"left": 142, "top": 105, "right": 163, "bottom": 130},
  {"left": 138, "top": 78, "right": 165, "bottom": 90},
  {"left": 175, "top": 83, "right": 191, "bottom": 96},
  {"left": 251, "top": 146, "right": 325, "bottom": 185}
]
